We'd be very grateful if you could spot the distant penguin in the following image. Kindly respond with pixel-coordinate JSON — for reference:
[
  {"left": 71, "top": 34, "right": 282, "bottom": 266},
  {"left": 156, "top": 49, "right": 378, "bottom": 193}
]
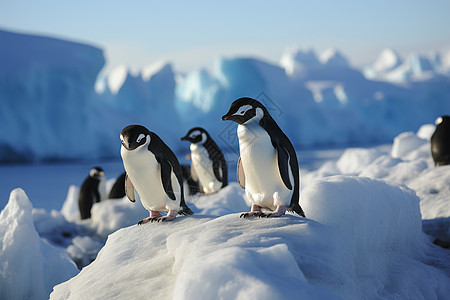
[
  {"left": 181, "top": 127, "right": 228, "bottom": 194},
  {"left": 431, "top": 115, "right": 450, "bottom": 166},
  {"left": 108, "top": 172, "right": 126, "bottom": 199},
  {"left": 222, "top": 97, "right": 305, "bottom": 218},
  {"left": 120, "top": 124, "right": 194, "bottom": 223},
  {"left": 78, "top": 167, "right": 106, "bottom": 220},
  {"left": 181, "top": 164, "right": 201, "bottom": 195}
]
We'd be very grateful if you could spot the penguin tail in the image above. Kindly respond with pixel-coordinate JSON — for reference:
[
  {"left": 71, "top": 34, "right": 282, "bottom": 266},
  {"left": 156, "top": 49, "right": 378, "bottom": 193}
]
[
  {"left": 288, "top": 203, "right": 306, "bottom": 218},
  {"left": 178, "top": 204, "right": 194, "bottom": 216}
]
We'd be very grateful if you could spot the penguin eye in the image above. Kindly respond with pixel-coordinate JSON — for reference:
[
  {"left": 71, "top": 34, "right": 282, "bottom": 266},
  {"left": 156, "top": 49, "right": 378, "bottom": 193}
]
[
  {"left": 136, "top": 134, "right": 146, "bottom": 143},
  {"left": 190, "top": 133, "right": 197, "bottom": 138},
  {"left": 233, "top": 104, "right": 253, "bottom": 117}
]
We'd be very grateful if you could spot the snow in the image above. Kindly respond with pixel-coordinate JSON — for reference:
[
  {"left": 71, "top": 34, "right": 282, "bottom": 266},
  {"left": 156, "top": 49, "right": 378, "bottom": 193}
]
[
  {"left": 1, "top": 29, "right": 450, "bottom": 162},
  {"left": 0, "top": 189, "right": 78, "bottom": 300},
  {"left": 50, "top": 175, "right": 450, "bottom": 300},
  {"left": 1, "top": 126, "right": 450, "bottom": 299},
  {"left": 1, "top": 28, "right": 450, "bottom": 299}
]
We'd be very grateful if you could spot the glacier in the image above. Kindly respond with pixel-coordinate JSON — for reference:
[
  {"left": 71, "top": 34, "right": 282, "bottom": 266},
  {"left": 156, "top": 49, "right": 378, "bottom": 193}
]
[{"left": 0, "top": 28, "right": 449, "bottom": 163}]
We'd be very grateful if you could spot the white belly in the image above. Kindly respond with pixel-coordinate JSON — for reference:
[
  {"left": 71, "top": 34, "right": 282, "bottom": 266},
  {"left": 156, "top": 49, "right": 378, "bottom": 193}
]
[
  {"left": 238, "top": 123, "right": 293, "bottom": 210},
  {"left": 190, "top": 143, "right": 222, "bottom": 193},
  {"left": 121, "top": 145, "right": 180, "bottom": 212}
]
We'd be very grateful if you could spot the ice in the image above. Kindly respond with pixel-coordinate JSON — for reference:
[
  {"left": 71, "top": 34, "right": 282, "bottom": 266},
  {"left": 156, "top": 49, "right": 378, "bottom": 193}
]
[
  {"left": 0, "top": 189, "right": 78, "bottom": 300},
  {"left": 50, "top": 176, "right": 450, "bottom": 300},
  {"left": 0, "top": 29, "right": 105, "bottom": 162},
  {"left": 2, "top": 28, "right": 450, "bottom": 299},
  {"left": 1, "top": 29, "right": 450, "bottom": 162}
]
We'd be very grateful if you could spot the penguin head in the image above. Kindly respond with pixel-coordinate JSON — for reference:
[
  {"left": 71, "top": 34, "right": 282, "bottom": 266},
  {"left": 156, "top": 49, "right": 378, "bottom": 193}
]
[
  {"left": 120, "top": 124, "right": 151, "bottom": 151},
  {"left": 221, "top": 97, "right": 268, "bottom": 125},
  {"left": 435, "top": 115, "right": 450, "bottom": 127},
  {"left": 181, "top": 127, "right": 209, "bottom": 144},
  {"left": 89, "top": 167, "right": 105, "bottom": 179}
]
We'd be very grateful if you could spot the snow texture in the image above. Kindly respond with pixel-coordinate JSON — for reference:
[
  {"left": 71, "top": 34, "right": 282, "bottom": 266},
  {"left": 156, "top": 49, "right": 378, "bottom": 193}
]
[
  {"left": 50, "top": 176, "right": 450, "bottom": 300},
  {"left": 1, "top": 126, "right": 450, "bottom": 299}
]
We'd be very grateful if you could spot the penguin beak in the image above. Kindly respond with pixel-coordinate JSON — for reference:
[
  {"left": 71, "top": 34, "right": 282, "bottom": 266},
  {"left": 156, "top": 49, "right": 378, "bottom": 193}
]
[
  {"left": 180, "top": 135, "right": 188, "bottom": 141},
  {"left": 221, "top": 114, "right": 230, "bottom": 121}
]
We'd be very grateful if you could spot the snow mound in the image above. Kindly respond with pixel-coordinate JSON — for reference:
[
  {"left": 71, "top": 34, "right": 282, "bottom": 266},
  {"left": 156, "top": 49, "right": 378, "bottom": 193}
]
[
  {"left": 391, "top": 131, "right": 427, "bottom": 159},
  {"left": 303, "top": 126, "right": 450, "bottom": 221},
  {"left": 51, "top": 176, "right": 449, "bottom": 300},
  {"left": 0, "top": 188, "right": 78, "bottom": 300}
]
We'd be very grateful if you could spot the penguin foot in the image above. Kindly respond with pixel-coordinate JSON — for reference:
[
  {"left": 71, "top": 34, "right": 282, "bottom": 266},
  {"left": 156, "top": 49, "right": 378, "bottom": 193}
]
[
  {"left": 138, "top": 211, "right": 164, "bottom": 225},
  {"left": 240, "top": 204, "right": 264, "bottom": 218},
  {"left": 260, "top": 205, "right": 287, "bottom": 218},
  {"left": 138, "top": 217, "right": 153, "bottom": 225},
  {"left": 156, "top": 210, "right": 178, "bottom": 222},
  {"left": 240, "top": 211, "right": 265, "bottom": 218}
]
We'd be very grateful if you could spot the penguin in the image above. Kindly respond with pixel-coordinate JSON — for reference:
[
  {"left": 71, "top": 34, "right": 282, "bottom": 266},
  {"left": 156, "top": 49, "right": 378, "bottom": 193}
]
[
  {"left": 108, "top": 172, "right": 126, "bottom": 199},
  {"left": 181, "top": 127, "right": 228, "bottom": 194},
  {"left": 120, "top": 124, "right": 193, "bottom": 223},
  {"left": 78, "top": 167, "right": 106, "bottom": 220},
  {"left": 431, "top": 115, "right": 450, "bottom": 166},
  {"left": 221, "top": 97, "right": 305, "bottom": 218}
]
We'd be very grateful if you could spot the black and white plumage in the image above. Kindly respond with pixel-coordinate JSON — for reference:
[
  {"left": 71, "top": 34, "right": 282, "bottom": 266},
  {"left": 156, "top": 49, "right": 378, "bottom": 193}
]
[
  {"left": 222, "top": 97, "right": 305, "bottom": 218},
  {"left": 181, "top": 127, "right": 228, "bottom": 194},
  {"left": 431, "top": 115, "right": 450, "bottom": 167},
  {"left": 120, "top": 125, "right": 193, "bottom": 224},
  {"left": 78, "top": 166, "right": 106, "bottom": 220}
]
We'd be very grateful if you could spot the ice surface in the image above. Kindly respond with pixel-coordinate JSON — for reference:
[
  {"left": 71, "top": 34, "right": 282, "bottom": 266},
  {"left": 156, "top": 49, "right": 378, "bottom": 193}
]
[
  {"left": 0, "top": 189, "right": 78, "bottom": 300},
  {"left": 51, "top": 176, "right": 450, "bottom": 300},
  {"left": 1, "top": 126, "right": 450, "bottom": 299}
]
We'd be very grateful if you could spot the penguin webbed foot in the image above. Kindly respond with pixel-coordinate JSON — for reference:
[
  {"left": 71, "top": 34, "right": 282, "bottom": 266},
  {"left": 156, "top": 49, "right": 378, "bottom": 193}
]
[
  {"left": 240, "top": 204, "right": 264, "bottom": 218},
  {"left": 240, "top": 211, "right": 265, "bottom": 218}
]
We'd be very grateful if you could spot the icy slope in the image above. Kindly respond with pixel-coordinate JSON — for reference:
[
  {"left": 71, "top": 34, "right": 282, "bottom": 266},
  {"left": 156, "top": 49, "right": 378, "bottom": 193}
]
[{"left": 51, "top": 176, "right": 450, "bottom": 300}]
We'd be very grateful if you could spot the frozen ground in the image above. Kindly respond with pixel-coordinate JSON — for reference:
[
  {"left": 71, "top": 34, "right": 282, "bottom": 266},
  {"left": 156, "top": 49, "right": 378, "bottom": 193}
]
[{"left": 1, "top": 126, "right": 450, "bottom": 300}]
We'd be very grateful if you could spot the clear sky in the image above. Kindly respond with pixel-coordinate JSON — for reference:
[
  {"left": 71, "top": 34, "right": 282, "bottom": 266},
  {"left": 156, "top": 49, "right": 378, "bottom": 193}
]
[{"left": 1, "top": 0, "right": 449, "bottom": 75}]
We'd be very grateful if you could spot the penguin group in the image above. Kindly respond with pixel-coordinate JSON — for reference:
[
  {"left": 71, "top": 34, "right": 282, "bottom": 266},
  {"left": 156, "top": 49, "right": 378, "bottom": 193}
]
[
  {"left": 78, "top": 96, "right": 307, "bottom": 224},
  {"left": 117, "top": 96, "right": 306, "bottom": 224}
]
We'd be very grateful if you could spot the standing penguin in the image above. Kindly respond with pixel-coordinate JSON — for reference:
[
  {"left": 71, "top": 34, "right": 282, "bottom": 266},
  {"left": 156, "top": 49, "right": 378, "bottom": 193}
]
[
  {"left": 181, "top": 127, "right": 228, "bottom": 194},
  {"left": 78, "top": 167, "right": 106, "bottom": 220},
  {"left": 431, "top": 115, "right": 450, "bottom": 166},
  {"left": 120, "top": 124, "right": 193, "bottom": 223},
  {"left": 222, "top": 97, "right": 305, "bottom": 218}
]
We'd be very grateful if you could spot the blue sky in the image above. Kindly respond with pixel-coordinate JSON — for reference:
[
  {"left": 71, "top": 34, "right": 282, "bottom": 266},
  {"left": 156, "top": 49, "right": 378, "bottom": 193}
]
[{"left": 1, "top": 0, "right": 449, "bottom": 74}]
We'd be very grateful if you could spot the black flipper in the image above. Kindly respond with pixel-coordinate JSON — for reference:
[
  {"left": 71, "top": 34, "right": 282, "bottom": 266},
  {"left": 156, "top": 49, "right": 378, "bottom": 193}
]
[
  {"left": 158, "top": 159, "right": 176, "bottom": 201},
  {"left": 125, "top": 173, "right": 136, "bottom": 202},
  {"left": 260, "top": 115, "right": 305, "bottom": 217},
  {"left": 275, "top": 143, "right": 292, "bottom": 190},
  {"left": 212, "top": 159, "right": 223, "bottom": 182}
]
